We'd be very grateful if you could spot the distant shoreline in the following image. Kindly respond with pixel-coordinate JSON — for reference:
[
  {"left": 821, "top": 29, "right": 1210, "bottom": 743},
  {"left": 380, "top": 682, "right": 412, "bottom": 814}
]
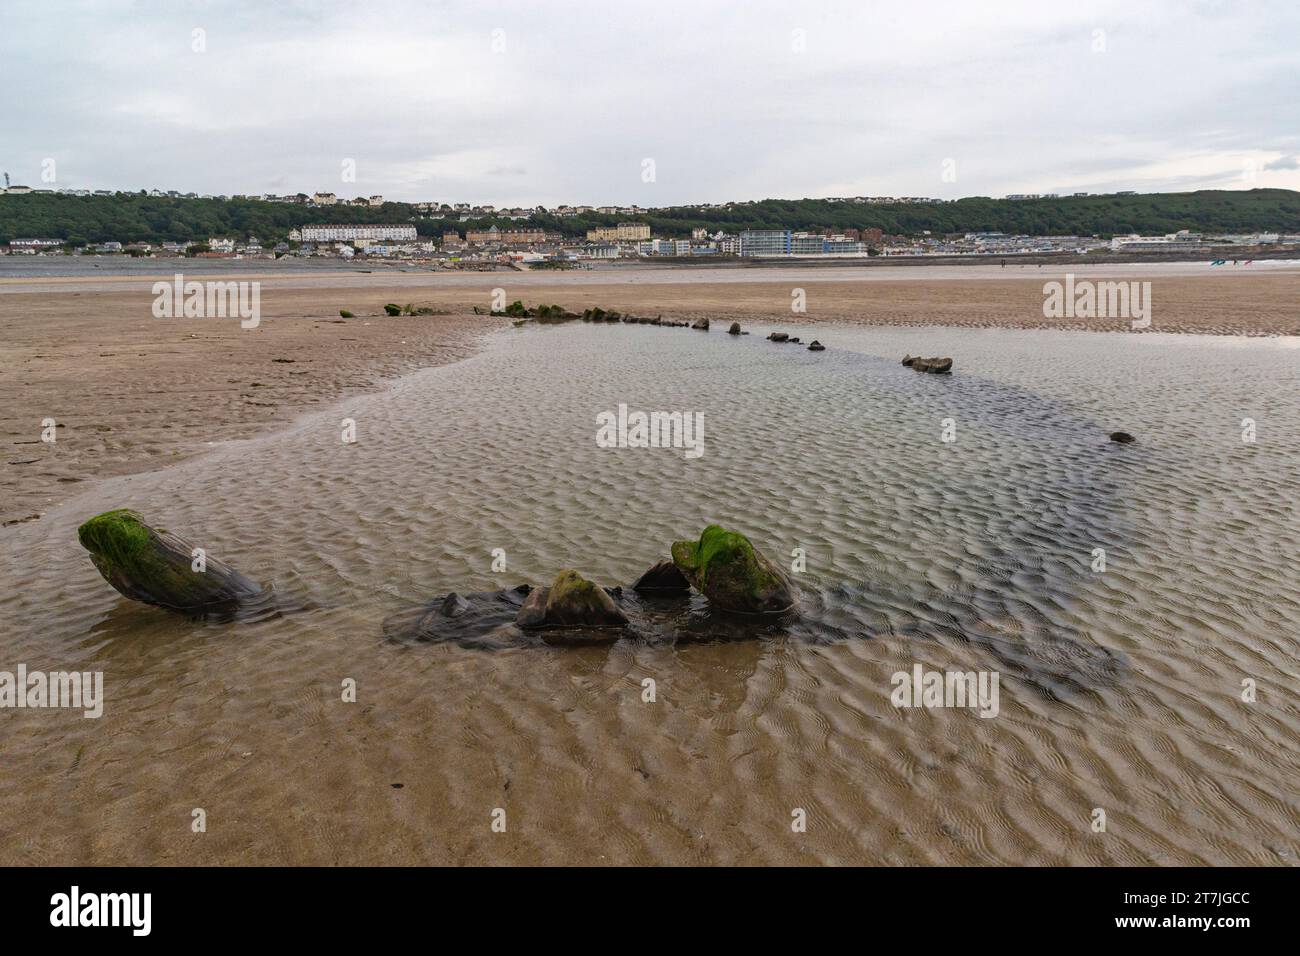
[
  {"left": 2, "top": 248, "right": 1298, "bottom": 285},
  {"left": 609, "top": 246, "right": 1299, "bottom": 269}
]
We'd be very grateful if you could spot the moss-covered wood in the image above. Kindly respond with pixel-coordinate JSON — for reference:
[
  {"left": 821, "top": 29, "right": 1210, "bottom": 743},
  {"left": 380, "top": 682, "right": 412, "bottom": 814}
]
[
  {"left": 515, "top": 569, "right": 629, "bottom": 629},
  {"left": 671, "top": 525, "right": 797, "bottom": 614},
  {"left": 77, "top": 509, "right": 264, "bottom": 613}
]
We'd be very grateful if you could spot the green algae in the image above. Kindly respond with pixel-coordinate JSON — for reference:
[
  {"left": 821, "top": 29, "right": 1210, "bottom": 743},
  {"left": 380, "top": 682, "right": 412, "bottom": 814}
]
[
  {"left": 549, "top": 569, "right": 606, "bottom": 613},
  {"left": 671, "top": 525, "right": 792, "bottom": 612},
  {"left": 77, "top": 509, "right": 151, "bottom": 577}
]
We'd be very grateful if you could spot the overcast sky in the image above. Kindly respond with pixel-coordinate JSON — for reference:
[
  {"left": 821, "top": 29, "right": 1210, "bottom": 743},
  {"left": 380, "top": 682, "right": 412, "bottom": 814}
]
[{"left": 2, "top": 0, "right": 1297, "bottom": 206}]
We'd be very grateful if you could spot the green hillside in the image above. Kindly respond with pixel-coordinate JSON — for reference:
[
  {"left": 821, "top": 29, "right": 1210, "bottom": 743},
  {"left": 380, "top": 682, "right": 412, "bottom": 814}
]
[{"left": 1, "top": 188, "right": 1296, "bottom": 246}]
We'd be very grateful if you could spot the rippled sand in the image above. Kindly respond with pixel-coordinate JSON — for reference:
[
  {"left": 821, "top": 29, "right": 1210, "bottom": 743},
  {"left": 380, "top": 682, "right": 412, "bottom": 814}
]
[
  {"left": 4, "top": 264, "right": 1299, "bottom": 525},
  {"left": 0, "top": 320, "right": 1296, "bottom": 865}
]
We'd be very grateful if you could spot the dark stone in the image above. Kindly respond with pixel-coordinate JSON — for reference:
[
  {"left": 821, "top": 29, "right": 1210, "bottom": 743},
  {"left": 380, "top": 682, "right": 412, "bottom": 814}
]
[
  {"left": 728, "top": 322, "right": 742, "bottom": 335},
  {"left": 1109, "top": 431, "right": 1136, "bottom": 444},
  {"left": 439, "top": 592, "right": 471, "bottom": 617},
  {"left": 692, "top": 317, "right": 710, "bottom": 330},
  {"left": 632, "top": 560, "right": 690, "bottom": 593},
  {"left": 768, "top": 332, "right": 789, "bottom": 342},
  {"left": 807, "top": 340, "right": 825, "bottom": 351}
]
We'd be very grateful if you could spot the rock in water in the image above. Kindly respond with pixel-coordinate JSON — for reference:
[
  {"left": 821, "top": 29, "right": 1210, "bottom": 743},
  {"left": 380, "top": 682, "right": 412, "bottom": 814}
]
[
  {"left": 692, "top": 317, "right": 710, "bottom": 330},
  {"left": 728, "top": 322, "right": 742, "bottom": 335},
  {"left": 768, "top": 332, "right": 789, "bottom": 342},
  {"left": 908, "top": 356, "right": 953, "bottom": 374},
  {"left": 1109, "top": 431, "right": 1136, "bottom": 444},
  {"left": 515, "top": 569, "right": 629, "bottom": 629},
  {"left": 632, "top": 560, "right": 691, "bottom": 593},
  {"left": 77, "top": 509, "right": 264, "bottom": 613},
  {"left": 670, "top": 525, "right": 797, "bottom": 614},
  {"left": 901, "top": 355, "right": 916, "bottom": 366},
  {"left": 807, "top": 340, "right": 825, "bottom": 351}
]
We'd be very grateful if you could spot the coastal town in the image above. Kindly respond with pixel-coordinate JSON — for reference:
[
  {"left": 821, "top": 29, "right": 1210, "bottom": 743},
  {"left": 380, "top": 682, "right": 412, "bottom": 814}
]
[{"left": 1, "top": 185, "right": 1294, "bottom": 265}]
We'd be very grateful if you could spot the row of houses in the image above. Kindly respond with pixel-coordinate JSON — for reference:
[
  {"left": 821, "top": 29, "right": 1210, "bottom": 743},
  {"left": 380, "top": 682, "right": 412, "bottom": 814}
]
[{"left": 1, "top": 186, "right": 219, "bottom": 199}]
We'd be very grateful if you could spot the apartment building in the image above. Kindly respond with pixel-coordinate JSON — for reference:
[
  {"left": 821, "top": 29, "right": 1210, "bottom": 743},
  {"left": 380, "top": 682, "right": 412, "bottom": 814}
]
[
  {"left": 465, "top": 226, "right": 548, "bottom": 244},
  {"left": 739, "top": 230, "right": 792, "bottom": 256},
  {"left": 299, "top": 224, "right": 418, "bottom": 242},
  {"left": 586, "top": 222, "right": 651, "bottom": 242}
]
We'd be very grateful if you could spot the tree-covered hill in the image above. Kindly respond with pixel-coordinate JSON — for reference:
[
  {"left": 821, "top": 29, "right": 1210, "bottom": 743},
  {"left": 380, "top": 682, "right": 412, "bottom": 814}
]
[
  {"left": 636, "top": 189, "right": 1300, "bottom": 238},
  {"left": 1, "top": 188, "right": 1296, "bottom": 246},
  {"left": 0, "top": 193, "right": 420, "bottom": 246}
]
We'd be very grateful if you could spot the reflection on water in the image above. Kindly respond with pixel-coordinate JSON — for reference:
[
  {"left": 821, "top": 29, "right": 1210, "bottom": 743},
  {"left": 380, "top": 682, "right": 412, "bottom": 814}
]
[{"left": 0, "top": 322, "right": 1296, "bottom": 865}]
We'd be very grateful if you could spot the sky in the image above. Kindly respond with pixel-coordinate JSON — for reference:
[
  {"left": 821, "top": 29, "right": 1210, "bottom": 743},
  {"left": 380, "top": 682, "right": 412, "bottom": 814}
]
[{"left": 2, "top": 0, "right": 1298, "bottom": 206}]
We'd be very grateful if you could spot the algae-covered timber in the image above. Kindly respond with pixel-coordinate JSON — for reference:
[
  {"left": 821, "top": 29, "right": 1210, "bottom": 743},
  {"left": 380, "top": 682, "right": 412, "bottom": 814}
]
[
  {"left": 77, "top": 509, "right": 265, "bottom": 614},
  {"left": 670, "top": 525, "right": 797, "bottom": 614}
]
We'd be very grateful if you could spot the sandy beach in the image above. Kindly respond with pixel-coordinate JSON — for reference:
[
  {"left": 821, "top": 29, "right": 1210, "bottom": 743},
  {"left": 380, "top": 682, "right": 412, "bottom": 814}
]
[
  {"left": 3, "top": 262, "right": 1299, "bottom": 526},
  {"left": 0, "top": 250, "right": 1296, "bottom": 875}
]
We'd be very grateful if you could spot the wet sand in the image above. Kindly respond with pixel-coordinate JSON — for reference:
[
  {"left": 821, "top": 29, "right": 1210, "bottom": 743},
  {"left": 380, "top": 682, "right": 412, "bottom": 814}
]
[
  {"left": 3, "top": 264, "right": 1299, "bottom": 526},
  {"left": 0, "top": 316, "right": 1296, "bottom": 866}
]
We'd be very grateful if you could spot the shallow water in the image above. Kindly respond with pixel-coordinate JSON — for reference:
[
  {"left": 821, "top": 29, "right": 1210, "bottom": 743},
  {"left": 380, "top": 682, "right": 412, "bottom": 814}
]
[{"left": 1, "top": 321, "right": 1297, "bottom": 865}]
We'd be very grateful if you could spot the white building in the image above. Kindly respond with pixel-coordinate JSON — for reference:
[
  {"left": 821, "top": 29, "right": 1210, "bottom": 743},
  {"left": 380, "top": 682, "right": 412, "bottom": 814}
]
[
  {"left": 9, "top": 237, "right": 62, "bottom": 251},
  {"left": 564, "top": 244, "right": 619, "bottom": 259},
  {"left": 311, "top": 192, "right": 337, "bottom": 206},
  {"left": 299, "top": 224, "right": 418, "bottom": 243},
  {"left": 1110, "top": 229, "right": 1206, "bottom": 251}
]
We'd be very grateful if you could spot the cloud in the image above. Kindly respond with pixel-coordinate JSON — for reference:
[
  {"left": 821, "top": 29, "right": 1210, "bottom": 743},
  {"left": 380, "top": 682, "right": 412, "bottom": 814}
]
[{"left": 1, "top": 0, "right": 1298, "bottom": 203}]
